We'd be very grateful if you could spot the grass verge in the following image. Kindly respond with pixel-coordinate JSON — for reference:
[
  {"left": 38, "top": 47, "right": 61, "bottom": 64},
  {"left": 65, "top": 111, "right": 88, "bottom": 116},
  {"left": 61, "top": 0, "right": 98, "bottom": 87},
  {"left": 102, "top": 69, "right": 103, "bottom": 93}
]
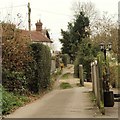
[
  {"left": 2, "top": 68, "right": 63, "bottom": 116},
  {"left": 89, "top": 91, "right": 96, "bottom": 102},
  {"left": 60, "top": 82, "right": 72, "bottom": 89},
  {"left": 89, "top": 91, "right": 105, "bottom": 115},
  {"left": 2, "top": 87, "right": 30, "bottom": 115},
  {"left": 61, "top": 73, "right": 72, "bottom": 79}
]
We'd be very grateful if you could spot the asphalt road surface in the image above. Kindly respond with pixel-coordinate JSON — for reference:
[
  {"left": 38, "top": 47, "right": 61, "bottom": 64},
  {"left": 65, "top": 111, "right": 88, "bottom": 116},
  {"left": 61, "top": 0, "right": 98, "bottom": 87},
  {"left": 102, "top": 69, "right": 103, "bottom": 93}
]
[
  {"left": 5, "top": 65, "right": 119, "bottom": 118},
  {"left": 6, "top": 86, "right": 100, "bottom": 118}
]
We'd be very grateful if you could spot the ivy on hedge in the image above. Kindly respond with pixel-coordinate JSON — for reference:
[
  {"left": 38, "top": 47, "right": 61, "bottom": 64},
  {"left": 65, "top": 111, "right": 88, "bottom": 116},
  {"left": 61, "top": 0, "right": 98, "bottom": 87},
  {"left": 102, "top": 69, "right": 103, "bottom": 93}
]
[{"left": 2, "top": 69, "right": 27, "bottom": 94}]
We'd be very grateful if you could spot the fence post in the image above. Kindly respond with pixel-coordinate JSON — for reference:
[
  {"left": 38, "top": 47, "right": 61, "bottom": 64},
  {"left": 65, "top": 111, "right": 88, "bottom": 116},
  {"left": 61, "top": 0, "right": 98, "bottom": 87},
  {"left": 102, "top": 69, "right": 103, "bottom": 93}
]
[
  {"left": 91, "top": 62, "right": 94, "bottom": 92},
  {"left": 91, "top": 59, "right": 105, "bottom": 115},
  {"left": 79, "top": 64, "right": 84, "bottom": 86}
]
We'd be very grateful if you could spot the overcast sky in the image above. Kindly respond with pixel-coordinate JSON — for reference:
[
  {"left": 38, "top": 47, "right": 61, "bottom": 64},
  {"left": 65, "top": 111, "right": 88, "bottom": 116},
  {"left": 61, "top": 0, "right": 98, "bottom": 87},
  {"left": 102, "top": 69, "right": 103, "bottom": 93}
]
[{"left": 0, "top": 0, "right": 119, "bottom": 50}]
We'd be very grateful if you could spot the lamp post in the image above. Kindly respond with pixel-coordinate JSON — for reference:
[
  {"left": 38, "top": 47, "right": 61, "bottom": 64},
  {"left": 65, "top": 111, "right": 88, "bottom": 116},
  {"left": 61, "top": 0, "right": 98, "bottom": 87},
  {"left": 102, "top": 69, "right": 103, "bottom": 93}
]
[
  {"left": 100, "top": 42, "right": 115, "bottom": 107},
  {"left": 100, "top": 42, "right": 112, "bottom": 60},
  {"left": 100, "top": 42, "right": 112, "bottom": 92}
]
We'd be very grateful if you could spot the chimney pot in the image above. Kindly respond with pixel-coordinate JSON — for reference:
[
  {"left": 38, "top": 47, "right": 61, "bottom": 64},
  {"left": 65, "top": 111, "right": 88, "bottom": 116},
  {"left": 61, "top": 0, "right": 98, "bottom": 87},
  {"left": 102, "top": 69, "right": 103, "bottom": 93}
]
[{"left": 35, "top": 20, "right": 42, "bottom": 32}]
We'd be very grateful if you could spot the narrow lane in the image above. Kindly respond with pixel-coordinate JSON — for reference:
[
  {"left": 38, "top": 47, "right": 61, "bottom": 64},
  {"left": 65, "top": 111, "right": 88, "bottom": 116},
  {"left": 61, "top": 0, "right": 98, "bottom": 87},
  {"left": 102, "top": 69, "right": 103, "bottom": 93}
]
[
  {"left": 6, "top": 86, "right": 98, "bottom": 118},
  {"left": 6, "top": 64, "right": 118, "bottom": 118}
]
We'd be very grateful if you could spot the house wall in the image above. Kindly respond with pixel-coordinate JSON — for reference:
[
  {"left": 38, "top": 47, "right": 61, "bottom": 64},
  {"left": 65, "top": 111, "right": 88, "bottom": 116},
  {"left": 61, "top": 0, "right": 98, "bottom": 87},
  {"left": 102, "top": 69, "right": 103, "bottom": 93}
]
[{"left": 51, "top": 60, "right": 56, "bottom": 74}]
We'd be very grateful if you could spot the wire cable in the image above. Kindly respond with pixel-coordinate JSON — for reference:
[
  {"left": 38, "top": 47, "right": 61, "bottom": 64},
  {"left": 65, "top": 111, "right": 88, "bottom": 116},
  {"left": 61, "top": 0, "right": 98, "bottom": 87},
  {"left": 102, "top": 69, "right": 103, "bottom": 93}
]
[
  {"left": 32, "top": 8, "right": 72, "bottom": 17},
  {"left": 0, "top": 4, "right": 27, "bottom": 9}
]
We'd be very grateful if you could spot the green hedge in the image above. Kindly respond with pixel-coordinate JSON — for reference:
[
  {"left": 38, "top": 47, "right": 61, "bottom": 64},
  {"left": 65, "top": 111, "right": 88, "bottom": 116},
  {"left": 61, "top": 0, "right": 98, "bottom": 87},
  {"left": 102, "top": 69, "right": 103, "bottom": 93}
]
[
  {"left": 2, "top": 69, "right": 27, "bottom": 94},
  {"left": 2, "top": 43, "right": 52, "bottom": 94},
  {"left": 25, "top": 43, "right": 51, "bottom": 93},
  {"left": 61, "top": 54, "right": 69, "bottom": 67},
  {"left": 74, "top": 55, "right": 92, "bottom": 81}
]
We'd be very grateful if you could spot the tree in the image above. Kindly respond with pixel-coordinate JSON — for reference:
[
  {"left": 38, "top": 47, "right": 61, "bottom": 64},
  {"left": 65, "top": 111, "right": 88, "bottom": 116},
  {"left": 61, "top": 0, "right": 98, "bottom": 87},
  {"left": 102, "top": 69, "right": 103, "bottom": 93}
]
[
  {"left": 72, "top": 1, "right": 99, "bottom": 35},
  {"left": 74, "top": 37, "right": 95, "bottom": 80},
  {"left": 91, "top": 12, "right": 118, "bottom": 56},
  {"left": 60, "top": 12, "right": 90, "bottom": 61},
  {"left": 78, "top": 38, "right": 94, "bottom": 80}
]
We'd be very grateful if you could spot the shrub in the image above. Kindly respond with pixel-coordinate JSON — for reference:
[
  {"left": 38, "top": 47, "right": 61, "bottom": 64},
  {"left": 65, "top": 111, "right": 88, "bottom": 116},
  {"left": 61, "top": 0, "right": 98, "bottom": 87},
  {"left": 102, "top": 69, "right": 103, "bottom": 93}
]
[
  {"left": 2, "top": 69, "right": 27, "bottom": 94},
  {"left": 25, "top": 43, "right": 51, "bottom": 93},
  {"left": 61, "top": 54, "right": 68, "bottom": 67},
  {"left": 109, "top": 65, "right": 118, "bottom": 88},
  {"left": 2, "top": 86, "right": 29, "bottom": 115},
  {"left": 55, "top": 55, "right": 60, "bottom": 68},
  {"left": 74, "top": 39, "right": 94, "bottom": 81}
]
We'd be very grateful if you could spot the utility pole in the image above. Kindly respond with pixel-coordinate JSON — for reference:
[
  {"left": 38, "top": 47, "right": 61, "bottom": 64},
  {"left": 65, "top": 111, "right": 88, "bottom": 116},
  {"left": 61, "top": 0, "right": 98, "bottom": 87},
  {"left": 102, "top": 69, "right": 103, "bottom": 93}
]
[
  {"left": 118, "top": 2, "right": 120, "bottom": 62},
  {"left": 28, "top": 2, "right": 31, "bottom": 31}
]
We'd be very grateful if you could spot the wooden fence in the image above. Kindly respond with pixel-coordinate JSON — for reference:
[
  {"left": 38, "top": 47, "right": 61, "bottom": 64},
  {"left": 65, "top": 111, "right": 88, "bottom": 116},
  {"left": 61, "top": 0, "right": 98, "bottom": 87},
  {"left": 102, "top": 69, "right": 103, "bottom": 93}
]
[{"left": 91, "top": 59, "right": 105, "bottom": 114}]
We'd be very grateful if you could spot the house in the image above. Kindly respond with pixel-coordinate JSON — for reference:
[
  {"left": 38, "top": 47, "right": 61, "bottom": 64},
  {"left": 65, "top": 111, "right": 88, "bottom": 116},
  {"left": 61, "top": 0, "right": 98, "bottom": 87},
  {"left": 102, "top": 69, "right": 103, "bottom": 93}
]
[
  {"left": 2, "top": 21, "right": 54, "bottom": 53},
  {"left": 21, "top": 20, "right": 53, "bottom": 49}
]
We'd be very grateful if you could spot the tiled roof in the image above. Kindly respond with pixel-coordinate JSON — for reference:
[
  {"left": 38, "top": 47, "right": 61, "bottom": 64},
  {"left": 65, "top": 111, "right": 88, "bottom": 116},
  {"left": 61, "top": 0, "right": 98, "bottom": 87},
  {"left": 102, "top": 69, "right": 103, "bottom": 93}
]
[{"left": 21, "top": 30, "right": 53, "bottom": 43}]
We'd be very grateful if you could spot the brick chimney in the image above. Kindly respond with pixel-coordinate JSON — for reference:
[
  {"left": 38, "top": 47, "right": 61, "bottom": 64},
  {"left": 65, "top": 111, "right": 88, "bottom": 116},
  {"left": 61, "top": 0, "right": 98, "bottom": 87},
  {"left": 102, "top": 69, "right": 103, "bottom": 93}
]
[{"left": 35, "top": 20, "right": 43, "bottom": 32}]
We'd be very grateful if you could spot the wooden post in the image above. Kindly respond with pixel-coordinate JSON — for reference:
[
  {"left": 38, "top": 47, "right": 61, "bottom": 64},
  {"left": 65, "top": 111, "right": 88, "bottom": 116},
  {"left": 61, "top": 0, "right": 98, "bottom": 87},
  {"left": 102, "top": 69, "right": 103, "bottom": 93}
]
[
  {"left": 0, "top": 23, "right": 2, "bottom": 118},
  {"left": 0, "top": 23, "right": 2, "bottom": 67},
  {"left": 28, "top": 2, "right": 31, "bottom": 32},
  {"left": 79, "top": 64, "right": 84, "bottom": 86},
  {"left": 118, "top": 2, "right": 120, "bottom": 62},
  {"left": 91, "top": 62, "right": 94, "bottom": 92}
]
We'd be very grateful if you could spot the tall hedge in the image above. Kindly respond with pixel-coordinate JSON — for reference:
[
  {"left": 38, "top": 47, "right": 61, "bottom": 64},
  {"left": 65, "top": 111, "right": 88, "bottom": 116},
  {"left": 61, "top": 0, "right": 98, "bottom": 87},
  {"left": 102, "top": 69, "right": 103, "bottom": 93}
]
[
  {"left": 25, "top": 43, "right": 51, "bottom": 93},
  {"left": 61, "top": 54, "right": 69, "bottom": 67},
  {"left": 2, "top": 23, "right": 31, "bottom": 94}
]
